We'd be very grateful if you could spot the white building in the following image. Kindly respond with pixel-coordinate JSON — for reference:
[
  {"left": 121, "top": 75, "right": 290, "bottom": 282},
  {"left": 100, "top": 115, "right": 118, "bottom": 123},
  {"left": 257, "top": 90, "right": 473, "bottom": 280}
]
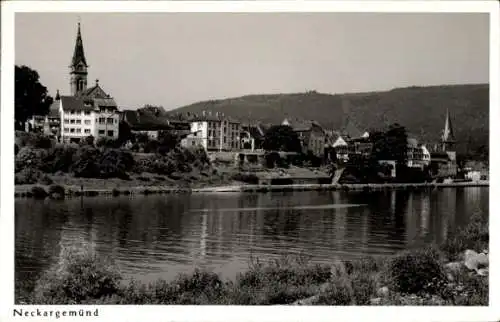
[
  {"left": 51, "top": 22, "right": 120, "bottom": 143},
  {"left": 56, "top": 81, "right": 120, "bottom": 143},
  {"left": 185, "top": 111, "right": 241, "bottom": 151}
]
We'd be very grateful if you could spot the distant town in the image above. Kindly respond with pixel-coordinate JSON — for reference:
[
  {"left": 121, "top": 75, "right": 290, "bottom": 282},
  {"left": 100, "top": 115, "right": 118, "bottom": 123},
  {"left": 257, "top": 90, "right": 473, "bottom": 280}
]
[{"left": 16, "top": 22, "right": 488, "bottom": 190}]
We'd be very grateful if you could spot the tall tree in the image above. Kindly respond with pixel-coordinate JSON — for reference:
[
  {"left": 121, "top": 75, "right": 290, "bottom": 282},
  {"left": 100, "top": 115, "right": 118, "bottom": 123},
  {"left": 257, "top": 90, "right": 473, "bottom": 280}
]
[
  {"left": 15, "top": 65, "right": 53, "bottom": 129},
  {"left": 371, "top": 123, "right": 408, "bottom": 166},
  {"left": 262, "top": 125, "right": 302, "bottom": 153}
]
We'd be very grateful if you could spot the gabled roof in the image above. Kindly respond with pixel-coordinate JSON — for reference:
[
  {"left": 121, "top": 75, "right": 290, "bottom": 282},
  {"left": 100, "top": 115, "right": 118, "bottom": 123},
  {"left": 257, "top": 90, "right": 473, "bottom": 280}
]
[
  {"left": 79, "top": 82, "right": 109, "bottom": 99},
  {"left": 71, "top": 23, "right": 88, "bottom": 67},
  {"left": 122, "top": 110, "right": 173, "bottom": 131},
  {"left": 341, "top": 119, "right": 363, "bottom": 139},
  {"left": 60, "top": 96, "right": 95, "bottom": 112},
  {"left": 282, "top": 118, "right": 323, "bottom": 133}
]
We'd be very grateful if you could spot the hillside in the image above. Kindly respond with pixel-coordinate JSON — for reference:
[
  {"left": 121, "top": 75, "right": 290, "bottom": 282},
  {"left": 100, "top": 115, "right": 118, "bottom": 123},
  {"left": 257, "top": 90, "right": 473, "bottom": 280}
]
[{"left": 169, "top": 84, "right": 489, "bottom": 154}]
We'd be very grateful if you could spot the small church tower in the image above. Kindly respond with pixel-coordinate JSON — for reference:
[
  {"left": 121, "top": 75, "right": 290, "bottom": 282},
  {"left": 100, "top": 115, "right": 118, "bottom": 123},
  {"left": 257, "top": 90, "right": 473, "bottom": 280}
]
[
  {"left": 441, "top": 108, "right": 457, "bottom": 161},
  {"left": 69, "top": 22, "right": 88, "bottom": 96}
]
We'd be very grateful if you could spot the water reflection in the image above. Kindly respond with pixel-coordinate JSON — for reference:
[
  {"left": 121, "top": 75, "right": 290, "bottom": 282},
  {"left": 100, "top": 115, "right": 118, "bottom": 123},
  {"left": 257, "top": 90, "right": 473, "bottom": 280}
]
[{"left": 15, "top": 188, "right": 489, "bottom": 284}]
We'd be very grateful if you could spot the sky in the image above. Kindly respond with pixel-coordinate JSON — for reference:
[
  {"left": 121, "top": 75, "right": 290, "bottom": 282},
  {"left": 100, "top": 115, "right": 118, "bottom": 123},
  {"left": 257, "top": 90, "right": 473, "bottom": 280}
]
[{"left": 15, "top": 12, "right": 489, "bottom": 110}]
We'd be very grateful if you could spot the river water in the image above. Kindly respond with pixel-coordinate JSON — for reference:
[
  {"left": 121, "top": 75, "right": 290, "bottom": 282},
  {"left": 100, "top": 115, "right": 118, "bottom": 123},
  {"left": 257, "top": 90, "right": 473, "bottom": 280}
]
[{"left": 15, "top": 187, "right": 488, "bottom": 285}]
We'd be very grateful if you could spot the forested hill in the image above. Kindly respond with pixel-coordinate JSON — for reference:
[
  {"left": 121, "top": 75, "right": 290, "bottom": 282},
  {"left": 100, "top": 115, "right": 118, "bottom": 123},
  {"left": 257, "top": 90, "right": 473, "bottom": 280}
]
[{"left": 170, "top": 84, "right": 489, "bottom": 154}]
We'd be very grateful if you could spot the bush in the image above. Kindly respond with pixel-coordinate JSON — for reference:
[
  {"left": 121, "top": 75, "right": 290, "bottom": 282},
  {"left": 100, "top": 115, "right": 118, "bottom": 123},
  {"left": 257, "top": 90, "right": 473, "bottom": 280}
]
[
  {"left": 48, "top": 185, "right": 65, "bottom": 199},
  {"left": 232, "top": 173, "right": 259, "bottom": 184},
  {"left": 387, "top": 247, "right": 447, "bottom": 295},
  {"left": 31, "top": 186, "right": 48, "bottom": 199},
  {"left": 15, "top": 147, "right": 47, "bottom": 173},
  {"left": 15, "top": 168, "right": 43, "bottom": 185},
  {"left": 15, "top": 144, "right": 19, "bottom": 156},
  {"left": 316, "top": 278, "right": 354, "bottom": 305},
  {"left": 440, "top": 213, "right": 488, "bottom": 261},
  {"left": 98, "top": 149, "right": 134, "bottom": 179},
  {"left": 71, "top": 146, "right": 101, "bottom": 178},
  {"left": 42, "top": 146, "right": 77, "bottom": 173},
  {"left": 32, "top": 245, "right": 122, "bottom": 304}
]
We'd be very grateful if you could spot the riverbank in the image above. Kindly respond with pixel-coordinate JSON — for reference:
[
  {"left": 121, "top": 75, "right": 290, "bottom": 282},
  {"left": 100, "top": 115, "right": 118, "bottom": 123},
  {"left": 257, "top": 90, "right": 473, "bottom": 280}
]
[
  {"left": 14, "top": 180, "right": 489, "bottom": 198},
  {"left": 17, "top": 213, "right": 488, "bottom": 305}
]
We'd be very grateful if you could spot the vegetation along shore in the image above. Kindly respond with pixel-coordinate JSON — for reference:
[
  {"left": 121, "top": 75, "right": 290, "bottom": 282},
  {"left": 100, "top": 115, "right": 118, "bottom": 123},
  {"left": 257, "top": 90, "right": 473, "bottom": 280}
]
[{"left": 17, "top": 212, "right": 488, "bottom": 305}]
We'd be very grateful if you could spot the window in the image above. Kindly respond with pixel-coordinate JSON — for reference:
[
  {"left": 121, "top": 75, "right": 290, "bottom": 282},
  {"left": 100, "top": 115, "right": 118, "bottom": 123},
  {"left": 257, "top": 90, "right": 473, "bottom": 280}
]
[
  {"left": 64, "top": 128, "right": 69, "bottom": 133},
  {"left": 99, "top": 118, "right": 105, "bottom": 124},
  {"left": 76, "top": 129, "right": 82, "bottom": 133},
  {"left": 70, "top": 128, "right": 75, "bottom": 133},
  {"left": 64, "top": 119, "right": 69, "bottom": 124},
  {"left": 84, "top": 111, "right": 91, "bottom": 115},
  {"left": 76, "top": 120, "right": 81, "bottom": 124},
  {"left": 107, "top": 130, "right": 114, "bottom": 137},
  {"left": 84, "top": 120, "right": 91, "bottom": 125},
  {"left": 107, "top": 118, "right": 114, "bottom": 124},
  {"left": 85, "top": 129, "right": 91, "bottom": 134},
  {"left": 70, "top": 119, "right": 75, "bottom": 124},
  {"left": 98, "top": 130, "right": 105, "bottom": 135}
]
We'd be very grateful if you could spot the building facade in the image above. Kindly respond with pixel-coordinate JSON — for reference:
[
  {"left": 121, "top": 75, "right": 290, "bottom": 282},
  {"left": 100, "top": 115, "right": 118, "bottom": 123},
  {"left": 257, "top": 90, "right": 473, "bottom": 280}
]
[
  {"left": 186, "top": 112, "right": 241, "bottom": 151},
  {"left": 282, "top": 118, "right": 326, "bottom": 157}
]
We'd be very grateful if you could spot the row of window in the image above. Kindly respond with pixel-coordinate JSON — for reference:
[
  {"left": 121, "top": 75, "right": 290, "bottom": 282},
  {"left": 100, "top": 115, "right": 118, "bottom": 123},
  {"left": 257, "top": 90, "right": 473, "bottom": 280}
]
[
  {"left": 63, "top": 128, "right": 115, "bottom": 136},
  {"left": 64, "top": 128, "right": 91, "bottom": 134},
  {"left": 68, "top": 110, "right": 92, "bottom": 116},
  {"left": 207, "top": 122, "right": 240, "bottom": 131},
  {"left": 63, "top": 118, "right": 118, "bottom": 125}
]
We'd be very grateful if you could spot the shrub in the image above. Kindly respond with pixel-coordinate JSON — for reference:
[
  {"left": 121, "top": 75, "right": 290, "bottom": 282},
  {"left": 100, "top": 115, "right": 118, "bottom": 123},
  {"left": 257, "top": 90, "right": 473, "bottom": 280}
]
[
  {"left": 42, "top": 146, "right": 77, "bottom": 173},
  {"left": 98, "top": 149, "right": 134, "bottom": 179},
  {"left": 31, "top": 186, "right": 48, "bottom": 199},
  {"left": 316, "top": 278, "right": 354, "bottom": 305},
  {"left": 387, "top": 247, "right": 447, "bottom": 295},
  {"left": 15, "top": 168, "right": 43, "bottom": 185},
  {"left": 38, "top": 174, "right": 54, "bottom": 185},
  {"left": 232, "top": 173, "right": 259, "bottom": 184},
  {"left": 32, "top": 245, "right": 122, "bottom": 304},
  {"left": 71, "top": 146, "right": 101, "bottom": 178},
  {"left": 15, "top": 147, "right": 47, "bottom": 172},
  {"left": 441, "top": 213, "right": 488, "bottom": 261},
  {"left": 15, "top": 144, "right": 19, "bottom": 156},
  {"left": 48, "top": 185, "right": 65, "bottom": 199}
]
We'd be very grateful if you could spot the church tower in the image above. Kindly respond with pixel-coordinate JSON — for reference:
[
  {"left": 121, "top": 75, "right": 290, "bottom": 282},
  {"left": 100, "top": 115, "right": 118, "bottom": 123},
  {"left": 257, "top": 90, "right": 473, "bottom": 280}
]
[
  {"left": 441, "top": 108, "right": 457, "bottom": 162},
  {"left": 69, "top": 22, "right": 88, "bottom": 96},
  {"left": 441, "top": 108, "right": 456, "bottom": 152}
]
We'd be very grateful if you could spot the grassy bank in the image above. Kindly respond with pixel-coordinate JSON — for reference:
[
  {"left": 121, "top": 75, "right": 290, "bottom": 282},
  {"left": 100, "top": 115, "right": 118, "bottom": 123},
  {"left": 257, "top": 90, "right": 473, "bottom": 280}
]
[{"left": 17, "top": 213, "right": 488, "bottom": 305}]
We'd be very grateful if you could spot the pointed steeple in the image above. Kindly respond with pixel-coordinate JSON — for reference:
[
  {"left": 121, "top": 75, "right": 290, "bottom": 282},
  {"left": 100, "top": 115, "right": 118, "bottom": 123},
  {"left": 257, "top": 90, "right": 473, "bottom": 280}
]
[
  {"left": 55, "top": 89, "right": 60, "bottom": 100},
  {"left": 71, "top": 22, "right": 88, "bottom": 67},
  {"left": 442, "top": 109, "right": 455, "bottom": 143}
]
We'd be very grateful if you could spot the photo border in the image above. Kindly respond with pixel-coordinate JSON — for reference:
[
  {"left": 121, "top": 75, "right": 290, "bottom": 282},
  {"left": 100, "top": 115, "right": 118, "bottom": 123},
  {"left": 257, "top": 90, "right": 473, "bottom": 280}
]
[{"left": 1, "top": 1, "right": 499, "bottom": 321}]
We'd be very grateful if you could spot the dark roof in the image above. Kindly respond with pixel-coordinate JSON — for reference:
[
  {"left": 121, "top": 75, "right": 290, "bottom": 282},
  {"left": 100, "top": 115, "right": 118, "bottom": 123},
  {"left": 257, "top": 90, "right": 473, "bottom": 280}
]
[
  {"left": 122, "top": 110, "right": 173, "bottom": 131},
  {"left": 283, "top": 119, "right": 323, "bottom": 132},
  {"left": 60, "top": 96, "right": 95, "bottom": 112},
  {"left": 188, "top": 113, "right": 240, "bottom": 123},
  {"left": 71, "top": 23, "right": 88, "bottom": 67}
]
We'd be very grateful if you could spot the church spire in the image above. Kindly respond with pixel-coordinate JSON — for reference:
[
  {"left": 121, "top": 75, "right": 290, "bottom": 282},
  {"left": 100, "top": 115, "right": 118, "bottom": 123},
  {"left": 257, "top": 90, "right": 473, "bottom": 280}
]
[
  {"left": 441, "top": 108, "right": 456, "bottom": 153},
  {"left": 71, "top": 22, "right": 88, "bottom": 67},
  {"left": 442, "top": 108, "right": 455, "bottom": 143},
  {"left": 69, "top": 22, "right": 88, "bottom": 96}
]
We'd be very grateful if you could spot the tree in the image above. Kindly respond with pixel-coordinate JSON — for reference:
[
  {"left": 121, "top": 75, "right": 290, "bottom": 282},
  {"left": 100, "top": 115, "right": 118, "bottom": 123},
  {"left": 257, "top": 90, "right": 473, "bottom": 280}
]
[
  {"left": 262, "top": 125, "right": 302, "bottom": 153},
  {"left": 15, "top": 65, "right": 54, "bottom": 130},
  {"left": 371, "top": 124, "right": 408, "bottom": 166}
]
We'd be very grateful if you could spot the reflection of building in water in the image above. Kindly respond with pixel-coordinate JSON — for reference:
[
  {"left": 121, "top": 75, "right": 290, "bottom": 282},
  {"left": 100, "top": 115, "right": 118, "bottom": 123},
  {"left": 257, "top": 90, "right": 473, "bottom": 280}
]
[
  {"left": 464, "top": 187, "right": 482, "bottom": 215},
  {"left": 390, "top": 190, "right": 396, "bottom": 218},
  {"left": 199, "top": 212, "right": 208, "bottom": 259},
  {"left": 420, "top": 192, "right": 430, "bottom": 237},
  {"left": 440, "top": 189, "right": 456, "bottom": 242},
  {"left": 405, "top": 193, "right": 417, "bottom": 244}
]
